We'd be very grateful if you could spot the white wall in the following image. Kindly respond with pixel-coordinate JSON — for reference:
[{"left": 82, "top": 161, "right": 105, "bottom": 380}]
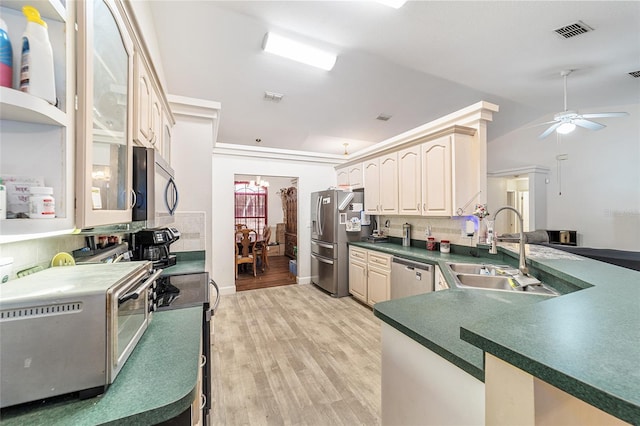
[
  {"left": 169, "top": 98, "right": 220, "bottom": 272},
  {"left": 213, "top": 154, "right": 336, "bottom": 294},
  {"left": 488, "top": 104, "right": 640, "bottom": 250}
]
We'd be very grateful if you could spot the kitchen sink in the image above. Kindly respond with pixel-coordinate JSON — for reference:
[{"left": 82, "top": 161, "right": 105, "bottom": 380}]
[
  {"left": 455, "top": 274, "right": 515, "bottom": 290},
  {"left": 446, "top": 262, "right": 559, "bottom": 296}
]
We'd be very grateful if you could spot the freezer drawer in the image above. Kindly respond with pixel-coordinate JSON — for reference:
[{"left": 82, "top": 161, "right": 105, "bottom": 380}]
[
  {"left": 311, "top": 240, "right": 336, "bottom": 259},
  {"left": 311, "top": 253, "right": 338, "bottom": 295}
]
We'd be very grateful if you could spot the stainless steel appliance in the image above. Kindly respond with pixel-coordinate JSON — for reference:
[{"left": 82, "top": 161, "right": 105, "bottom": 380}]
[
  {"left": 132, "top": 146, "right": 178, "bottom": 228},
  {"left": 0, "top": 262, "right": 161, "bottom": 408},
  {"left": 155, "top": 273, "right": 220, "bottom": 425},
  {"left": 391, "top": 257, "right": 434, "bottom": 299},
  {"left": 133, "top": 227, "right": 180, "bottom": 269},
  {"left": 311, "top": 189, "right": 369, "bottom": 297}
]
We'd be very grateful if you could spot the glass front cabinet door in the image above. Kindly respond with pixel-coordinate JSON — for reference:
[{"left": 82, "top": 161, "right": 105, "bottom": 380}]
[{"left": 76, "top": 0, "right": 134, "bottom": 228}]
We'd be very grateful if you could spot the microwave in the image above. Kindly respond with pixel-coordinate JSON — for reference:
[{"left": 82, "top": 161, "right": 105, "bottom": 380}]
[
  {"left": 132, "top": 147, "right": 178, "bottom": 229},
  {"left": 0, "top": 261, "right": 161, "bottom": 408}
]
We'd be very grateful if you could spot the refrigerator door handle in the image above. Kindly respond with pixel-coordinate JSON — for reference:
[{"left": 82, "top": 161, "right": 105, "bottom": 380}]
[{"left": 316, "top": 195, "right": 323, "bottom": 237}]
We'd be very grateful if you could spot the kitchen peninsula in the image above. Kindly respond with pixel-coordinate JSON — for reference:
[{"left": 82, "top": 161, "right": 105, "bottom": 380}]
[{"left": 361, "top": 241, "right": 640, "bottom": 425}]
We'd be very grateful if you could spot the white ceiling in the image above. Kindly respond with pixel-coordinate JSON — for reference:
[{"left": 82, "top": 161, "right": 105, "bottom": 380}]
[{"left": 147, "top": 1, "right": 640, "bottom": 155}]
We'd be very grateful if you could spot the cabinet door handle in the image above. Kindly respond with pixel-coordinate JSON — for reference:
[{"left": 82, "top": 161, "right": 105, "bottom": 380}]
[{"left": 417, "top": 203, "right": 420, "bottom": 211}]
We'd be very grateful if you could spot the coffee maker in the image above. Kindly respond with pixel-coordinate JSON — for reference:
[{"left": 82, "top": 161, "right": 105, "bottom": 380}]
[{"left": 134, "top": 227, "right": 180, "bottom": 268}]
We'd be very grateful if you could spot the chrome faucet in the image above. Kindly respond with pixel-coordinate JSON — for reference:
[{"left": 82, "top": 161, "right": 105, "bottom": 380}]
[{"left": 489, "top": 206, "right": 529, "bottom": 275}]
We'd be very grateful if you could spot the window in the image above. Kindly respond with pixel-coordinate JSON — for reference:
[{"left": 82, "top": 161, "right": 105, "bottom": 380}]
[{"left": 234, "top": 181, "right": 268, "bottom": 235}]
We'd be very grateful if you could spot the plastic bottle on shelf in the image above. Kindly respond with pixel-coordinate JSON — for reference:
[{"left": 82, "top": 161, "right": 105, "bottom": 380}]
[
  {"left": 0, "top": 18, "right": 13, "bottom": 88},
  {"left": 29, "top": 186, "right": 55, "bottom": 219},
  {"left": 19, "top": 6, "right": 56, "bottom": 105}
]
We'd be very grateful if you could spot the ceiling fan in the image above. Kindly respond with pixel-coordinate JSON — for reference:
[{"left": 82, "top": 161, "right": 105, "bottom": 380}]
[{"left": 538, "top": 70, "right": 629, "bottom": 139}]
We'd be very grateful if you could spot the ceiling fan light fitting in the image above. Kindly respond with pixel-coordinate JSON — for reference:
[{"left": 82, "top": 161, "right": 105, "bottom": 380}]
[{"left": 557, "top": 122, "right": 576, "bottom": 134}]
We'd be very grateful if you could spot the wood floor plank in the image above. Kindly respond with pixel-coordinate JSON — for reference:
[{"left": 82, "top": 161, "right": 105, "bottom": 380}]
[{"left": 211, "top": 283, "right": 382, "bottom": 425}]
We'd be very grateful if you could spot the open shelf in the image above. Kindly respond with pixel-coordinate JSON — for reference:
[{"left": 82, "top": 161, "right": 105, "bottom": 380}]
[
  {"left": 0, "top": 0, "right": 66, "bottom": 22},
  {"left": 0, "top": 87, "right": 67, "bottom": 126}
]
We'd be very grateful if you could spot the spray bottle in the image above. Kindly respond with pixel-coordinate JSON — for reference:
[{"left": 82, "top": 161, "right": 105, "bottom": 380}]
[
  {"left": 20, "top": 6, "right": 56, "bottom": 105},
  {"left": 0, "top": 18, "right": 13, "bottom": 88}
]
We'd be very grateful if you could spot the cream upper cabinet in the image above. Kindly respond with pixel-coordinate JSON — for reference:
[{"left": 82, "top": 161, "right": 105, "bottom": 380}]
[
  {"left": 363, "top": 158, "right": 380, "bottom": 214},
  {"left": 364, "top": 154, "right": 398, "bottom": 215},
  {"left": 150, "top": 91, "right": 162, "bottom": 150},
  {"left": 336, "top": 166, "right": 349, "bottom": 187},
  {"left": 336, "top": 163, "right": 363, "bottom": 189},
  {"left": 378, "top": 153, "right": 398, "bottom": 214},
  {"left": 0, "top": 0, "right": 75, "bottom": 242},
  {"left": 133, "top": 53, "right": 155, "bottom": 148},
  {"left": 76, "top": 0, "right": 135, "bottom": 228},
  {"left": 421, "top": 132, "right": 478, "bottom": 217},
  {"left": 398, "top": 145, "right": 421, "bottom": 215},
  {"left": 348, "top": 164, "right": 363, "bottom": 188},
  {"left": 161, "top": 108, "right": 173, "bottom": 163}
]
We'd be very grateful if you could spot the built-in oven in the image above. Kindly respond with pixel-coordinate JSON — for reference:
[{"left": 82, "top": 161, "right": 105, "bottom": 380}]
[{"left": 155, "top": 272, "right": 220, "bottom": 425}]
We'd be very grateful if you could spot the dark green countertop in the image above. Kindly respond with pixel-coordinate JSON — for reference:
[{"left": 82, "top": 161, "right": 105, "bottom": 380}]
[
  {"left": 0, "top": 307, "right": 203, "bottom": 425},
  {"left": 161, "top": 251, "right": 206, "bottom": 276},
  {"left": 364, "top": 241, "right": 640, "bottom": 424}
]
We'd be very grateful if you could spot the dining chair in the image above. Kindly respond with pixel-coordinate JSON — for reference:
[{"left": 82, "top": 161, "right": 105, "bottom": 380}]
[
  {"left": 235, "top": 229, "right": 257, "bottom": 278},
  {"left": 254, "top": 226, "right": 272, "bottom": 272}
]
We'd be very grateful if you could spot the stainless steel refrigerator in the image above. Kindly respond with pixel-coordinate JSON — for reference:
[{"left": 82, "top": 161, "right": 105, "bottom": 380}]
[{"left": 311, "top": 189, "right": 369, "bottom": 297}]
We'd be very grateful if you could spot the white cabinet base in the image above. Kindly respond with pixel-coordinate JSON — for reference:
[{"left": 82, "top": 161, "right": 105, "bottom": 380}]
[{"left": 381, "top": 324, "right": 485, "bottom": 425}]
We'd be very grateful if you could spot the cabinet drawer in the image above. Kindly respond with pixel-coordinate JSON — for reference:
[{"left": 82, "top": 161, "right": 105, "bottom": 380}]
[
  {"left": 368, "top": 252, "right": 391, "bottom": 269},
  {"left": 350, "top": 247, "right": 367, "bottom": 261}
]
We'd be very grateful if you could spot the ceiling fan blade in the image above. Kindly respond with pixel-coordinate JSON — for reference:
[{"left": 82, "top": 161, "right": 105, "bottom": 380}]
[
  {"left": 573, "top": 118, "right": 605, "bottom": 130},
  {"left": 525, "top": 120, "right": 558, "bottom": 129},
  {"left": 580, "top": 112, "right": 629, "bottom": 119},
  {"left": 539, "top": 122, "right": 562, "bottom": 139}
]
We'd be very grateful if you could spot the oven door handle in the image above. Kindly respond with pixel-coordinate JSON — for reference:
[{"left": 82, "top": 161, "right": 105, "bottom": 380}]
[{"left": 119, "top": 269, "right": 163, "bottom": 305}]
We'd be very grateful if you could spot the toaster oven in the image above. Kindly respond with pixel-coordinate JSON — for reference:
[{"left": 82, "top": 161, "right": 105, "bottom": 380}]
[{"left": 0, "top": 261, "right": 160, "bottom": 408}]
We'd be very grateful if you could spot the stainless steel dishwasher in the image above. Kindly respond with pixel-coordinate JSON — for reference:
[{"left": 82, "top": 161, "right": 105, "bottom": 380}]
[{"left": 391, "top": 257, "right": 434, "bottom": 299}]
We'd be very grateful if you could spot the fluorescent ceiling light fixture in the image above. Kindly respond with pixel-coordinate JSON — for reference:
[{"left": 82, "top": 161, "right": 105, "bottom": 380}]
[
  {"left": 375, "top": 0, "right": 408, "bottom": 8},
  {"left": 263, "top": 32, "right": 337, "bottom": 71},
  {"left": 557, "top": 122, "right": 576, "bottom": 134}
]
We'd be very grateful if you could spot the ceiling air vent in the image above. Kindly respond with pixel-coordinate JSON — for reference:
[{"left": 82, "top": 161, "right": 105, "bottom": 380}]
[
  {"left": 376, "top": 114, "right": 392, "bottom": 121},
  {"left": 554, "top": 20, "right": 594, "bottom": 39},
  {"left": 264, "top": 91, "right": 283, "bottom": 102},
  {"left": 629, "top": 70, "right": 640, "bottom": 78}
]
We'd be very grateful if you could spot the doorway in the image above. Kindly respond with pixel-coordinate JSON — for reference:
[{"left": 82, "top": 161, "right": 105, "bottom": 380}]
[
  {"left": 487, "top": 166, "right": 549, "bottom": 235},
  {"left": 233, "top": 174, "right": 298, "bottom": 291}
]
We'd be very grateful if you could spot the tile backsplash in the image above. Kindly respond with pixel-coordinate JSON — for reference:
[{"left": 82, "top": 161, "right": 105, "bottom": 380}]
[
  {"left": 169, "top": 211, "right": 206, "bottom": 252},
  {"left": 378, "top": 215, "right": 483, "bottom": 247},
  {"left": 0, "top": 234, "right": 86, "bottom": 280}
]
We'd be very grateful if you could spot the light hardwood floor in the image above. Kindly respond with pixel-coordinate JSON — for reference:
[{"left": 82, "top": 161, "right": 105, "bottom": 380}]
[{"left": 211, "top": 283, "right": 382, "bottom": 425}]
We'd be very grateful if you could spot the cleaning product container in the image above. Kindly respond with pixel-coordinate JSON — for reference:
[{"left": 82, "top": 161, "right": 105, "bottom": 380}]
[
  {"left": 0, "top": 18, "right": 13, "bottom": 88},
  {"left": 20, "top": 6, "right": 56, "bottom": 104}
]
